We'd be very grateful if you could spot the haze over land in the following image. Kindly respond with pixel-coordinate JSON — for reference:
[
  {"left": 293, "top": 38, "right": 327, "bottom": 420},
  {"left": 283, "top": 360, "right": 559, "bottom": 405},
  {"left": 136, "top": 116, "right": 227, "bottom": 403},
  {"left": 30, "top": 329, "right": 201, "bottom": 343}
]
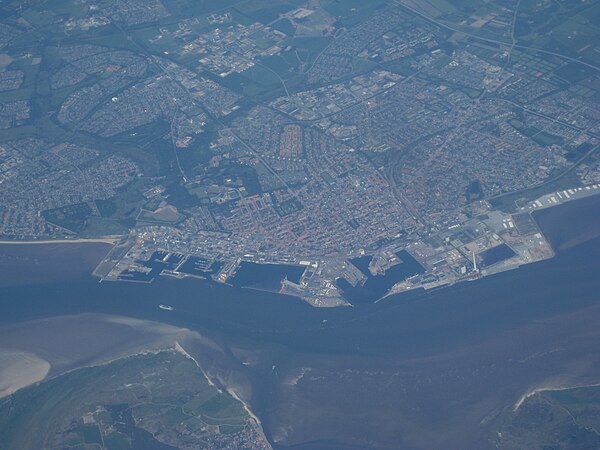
[
  {"left": 0, "top": 0, "right": 599, "bottom": 448},
  {"left": 0, "top": 0, "right": 597, "bottom": 305}
]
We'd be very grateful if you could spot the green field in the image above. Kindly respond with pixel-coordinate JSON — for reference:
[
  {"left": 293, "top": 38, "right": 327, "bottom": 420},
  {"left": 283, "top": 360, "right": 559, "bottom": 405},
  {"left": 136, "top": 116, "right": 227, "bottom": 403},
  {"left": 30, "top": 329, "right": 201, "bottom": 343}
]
[
  {"left": 323, "top": 0, "right": 387, "bottom": 27},
  {"left": 0, "top": 350, "right": 253, "bottom": 450},
  {"left": 495, "top": 385, "right": 600, "bottom": 449},
  {"left": 43, "top": 202, "right": 93, "bottom": 232}
]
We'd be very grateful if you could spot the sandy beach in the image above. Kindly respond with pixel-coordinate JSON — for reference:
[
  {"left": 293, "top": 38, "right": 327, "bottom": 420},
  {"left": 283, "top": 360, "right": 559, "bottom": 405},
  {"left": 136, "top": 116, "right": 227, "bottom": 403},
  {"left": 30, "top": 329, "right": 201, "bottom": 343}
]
[
  {"left": 0, "top": 350, "right": 50, "bottom": 398},
  {"left": 0, "top": 314, "right": 198, "bottom": 396},
  {"left": 513, "top": 380, "right": 600, "bottom": 411},
  {"left": 0, "top": 312, "right": 270, "bottom": 446}
]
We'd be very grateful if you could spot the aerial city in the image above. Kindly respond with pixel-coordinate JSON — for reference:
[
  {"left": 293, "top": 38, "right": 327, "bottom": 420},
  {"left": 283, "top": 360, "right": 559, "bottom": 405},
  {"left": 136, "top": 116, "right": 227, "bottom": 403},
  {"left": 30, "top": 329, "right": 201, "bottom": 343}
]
[{"left": 0, "top": 0, "right": 599, "bottom": 448}]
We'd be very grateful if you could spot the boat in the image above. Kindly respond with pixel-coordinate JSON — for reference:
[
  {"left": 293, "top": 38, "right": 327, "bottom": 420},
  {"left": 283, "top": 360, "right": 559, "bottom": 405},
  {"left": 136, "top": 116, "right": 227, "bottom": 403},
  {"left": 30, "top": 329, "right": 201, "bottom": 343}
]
[{"left": 158, "top": 304, "right": 174, "bottom": 311}]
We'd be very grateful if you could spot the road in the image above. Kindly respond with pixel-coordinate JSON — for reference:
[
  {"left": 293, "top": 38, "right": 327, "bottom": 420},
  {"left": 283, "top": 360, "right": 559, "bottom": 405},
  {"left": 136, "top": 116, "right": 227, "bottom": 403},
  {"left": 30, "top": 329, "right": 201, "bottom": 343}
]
[{"left": 393, "top": 0, "right": 600, "bottom": 72}]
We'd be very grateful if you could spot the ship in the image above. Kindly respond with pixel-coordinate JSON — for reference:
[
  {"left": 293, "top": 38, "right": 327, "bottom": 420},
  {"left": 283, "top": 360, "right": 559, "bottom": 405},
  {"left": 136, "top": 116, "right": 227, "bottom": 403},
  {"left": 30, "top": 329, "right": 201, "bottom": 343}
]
[{"left": 158, "top": 304, "right": 174, "bottom": 311}]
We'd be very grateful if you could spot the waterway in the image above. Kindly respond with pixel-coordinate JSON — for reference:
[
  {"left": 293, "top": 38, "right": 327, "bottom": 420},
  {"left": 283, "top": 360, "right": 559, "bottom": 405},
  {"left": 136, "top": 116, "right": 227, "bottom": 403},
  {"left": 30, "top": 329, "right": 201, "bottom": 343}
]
[
  {"left": 0, "top": 196, "right": 599, "bottom": 448},
  {"left": 532, "top": 192, "right": 600, "bottom": 251},
  {"left": 230, "top": 262, "right": 306, "bottom": 291},
  {"left": 337, "top": 250, "right": 425, "bottom": 303}
]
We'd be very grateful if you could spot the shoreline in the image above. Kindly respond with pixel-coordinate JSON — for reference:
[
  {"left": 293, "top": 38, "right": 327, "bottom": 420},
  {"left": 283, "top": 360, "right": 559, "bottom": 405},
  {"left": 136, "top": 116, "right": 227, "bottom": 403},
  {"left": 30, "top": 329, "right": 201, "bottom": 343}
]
[
  {"left": 513, "top": 381, "right": 600, "bottom": 411},
  {"left": 174, "top": 341, "right": 261, "bottom": 424},
  {"left": 0, "top": 350, "right": 51, "bottom": 399},
  {"left": 174, "top": 340, "right": 270, "bottom": 446},
  {"left": 0, "top": 314, "right": 197, "bottom": 398}
]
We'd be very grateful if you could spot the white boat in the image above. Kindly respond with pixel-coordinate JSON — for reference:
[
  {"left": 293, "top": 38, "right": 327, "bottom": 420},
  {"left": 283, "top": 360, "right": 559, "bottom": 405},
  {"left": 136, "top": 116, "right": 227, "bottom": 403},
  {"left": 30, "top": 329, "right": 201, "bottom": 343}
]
[{"left": 159, "top": 304, "right": 174, "bottom": 311}]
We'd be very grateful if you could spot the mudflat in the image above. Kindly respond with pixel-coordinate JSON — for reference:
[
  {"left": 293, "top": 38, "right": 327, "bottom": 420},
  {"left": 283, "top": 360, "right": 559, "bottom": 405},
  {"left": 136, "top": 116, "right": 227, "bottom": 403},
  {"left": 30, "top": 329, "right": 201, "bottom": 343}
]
[
  {"left": 0, "top": 313, "right": 194, "bottom": 387},
  {"left": 0, "top": 350, "right": 50, "bottom": 398}
]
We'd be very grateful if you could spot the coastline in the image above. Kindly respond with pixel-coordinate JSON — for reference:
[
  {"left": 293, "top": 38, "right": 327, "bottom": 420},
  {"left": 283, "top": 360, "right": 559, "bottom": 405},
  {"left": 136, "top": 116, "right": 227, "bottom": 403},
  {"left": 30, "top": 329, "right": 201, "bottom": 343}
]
[
  {"left": 0, "top": 350, "right": 51, "bottom": 398},
  {"left": 1, "top": 236, "right": 600, "bottom": 449},
  {"left": 514, "top": 381, "right": 600, "bottom": 411},
  {"left": 174, "top": 341, "right": 266, "bottom": 429},
  {"left": 0, "top": 313, "right": 197, "bottom": 397}
]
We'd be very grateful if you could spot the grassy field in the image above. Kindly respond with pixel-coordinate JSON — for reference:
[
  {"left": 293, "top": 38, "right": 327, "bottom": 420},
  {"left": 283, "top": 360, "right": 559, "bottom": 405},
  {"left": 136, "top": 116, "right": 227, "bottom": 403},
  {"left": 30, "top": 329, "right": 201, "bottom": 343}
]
[
  {"left": 495, "top": 385, "right": 600, "bottom": 449},
  {"left": 0, "top": 350, "right": 252, "bottom": 449},
  {"left": 323, "top": 0, "right": 387, "bottom": 27}
]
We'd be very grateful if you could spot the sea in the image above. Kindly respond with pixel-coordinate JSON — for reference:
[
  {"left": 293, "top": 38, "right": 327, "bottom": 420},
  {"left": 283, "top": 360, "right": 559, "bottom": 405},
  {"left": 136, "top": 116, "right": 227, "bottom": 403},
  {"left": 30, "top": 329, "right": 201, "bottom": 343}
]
[{"left": 0, "top": 193, "right": 599, "bottom": 449}]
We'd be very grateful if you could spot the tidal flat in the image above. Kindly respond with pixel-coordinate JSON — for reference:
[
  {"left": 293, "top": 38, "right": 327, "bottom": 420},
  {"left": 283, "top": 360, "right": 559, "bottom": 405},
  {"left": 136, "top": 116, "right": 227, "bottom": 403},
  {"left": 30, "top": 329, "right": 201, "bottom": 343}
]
[
  {"left": 0, "top": 314, "right": 196, "bottom": 397},
  {"left": 0, "top": 197, "right": 599, "bottom": 448}
]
